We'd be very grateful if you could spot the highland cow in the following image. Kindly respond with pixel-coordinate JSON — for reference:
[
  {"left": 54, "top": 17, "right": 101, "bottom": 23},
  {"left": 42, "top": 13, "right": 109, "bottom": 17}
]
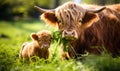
[{"left": 35, "top": 2, "right": 120, "bottom": 59}]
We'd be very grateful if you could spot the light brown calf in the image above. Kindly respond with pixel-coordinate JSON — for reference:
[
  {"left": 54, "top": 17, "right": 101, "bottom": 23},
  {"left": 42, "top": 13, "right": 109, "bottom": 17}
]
[{"left": 19, "top": 30, "right": 52, "bottom": 60}]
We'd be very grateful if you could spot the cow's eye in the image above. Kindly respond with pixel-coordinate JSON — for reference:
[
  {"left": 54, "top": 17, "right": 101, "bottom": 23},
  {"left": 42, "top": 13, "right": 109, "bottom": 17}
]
[
  {"left": 78, "top": 19, "right": 82, "bottom": 23},
  {"left": 78, "top": 19, "right": 82, "bottom": 25},
  {"left": 58, "top": 20, "right": 62, "bottom": 25},
  {"left": 58, "top": 20, "right": 62, "bottom": 23}
]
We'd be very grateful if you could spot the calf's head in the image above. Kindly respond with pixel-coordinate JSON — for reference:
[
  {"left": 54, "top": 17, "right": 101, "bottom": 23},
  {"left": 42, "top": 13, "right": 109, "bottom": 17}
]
[
  {"left": 31, "top": 30, "right": 52, "bottom": 49},
  {"left": 35, "top": 2, "right": 105, "bottom": 41}
]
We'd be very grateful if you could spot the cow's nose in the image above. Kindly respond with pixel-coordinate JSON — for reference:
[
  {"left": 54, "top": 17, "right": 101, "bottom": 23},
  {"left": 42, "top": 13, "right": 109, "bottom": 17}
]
[
  {"left": 64, "top": 30, "right": 75, "bottom": 36},
  {"left": 62, "top": 30, "right": 78, "bottom": 40}
]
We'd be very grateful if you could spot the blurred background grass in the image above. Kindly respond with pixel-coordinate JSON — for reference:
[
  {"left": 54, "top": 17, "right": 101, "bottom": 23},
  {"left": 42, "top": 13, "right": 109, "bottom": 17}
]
[
  {"left": 0, "top": 0, "right": 120, "bottom": 21},
  {"left": 0, "top": 0, "right": 120, "bottom": 71}
]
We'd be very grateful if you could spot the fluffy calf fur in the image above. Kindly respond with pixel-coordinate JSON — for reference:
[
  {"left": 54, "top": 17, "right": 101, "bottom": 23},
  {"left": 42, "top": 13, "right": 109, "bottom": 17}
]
[{"left": 19, "top": 30, "right": 52, "bottom": 60}]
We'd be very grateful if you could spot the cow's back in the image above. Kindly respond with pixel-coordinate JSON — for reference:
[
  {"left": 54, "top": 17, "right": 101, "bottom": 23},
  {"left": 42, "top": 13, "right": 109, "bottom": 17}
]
[
  {"left": 106, "top": 4, "right": 120, "bottom": 13},
  {"left": 84, "top": 4, "right": 120, "bottom": 56}
]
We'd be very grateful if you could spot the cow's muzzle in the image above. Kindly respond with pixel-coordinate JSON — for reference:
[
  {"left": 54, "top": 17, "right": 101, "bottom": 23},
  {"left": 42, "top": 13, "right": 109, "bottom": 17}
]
[{"left": 62, "top": 30, "right": 78, "bottom": 40}]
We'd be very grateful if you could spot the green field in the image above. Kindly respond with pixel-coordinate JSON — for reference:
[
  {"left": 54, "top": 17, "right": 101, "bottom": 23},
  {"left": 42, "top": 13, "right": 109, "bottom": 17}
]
[{"left": 0, "top": 20, "right": 120, "bottom": 71}]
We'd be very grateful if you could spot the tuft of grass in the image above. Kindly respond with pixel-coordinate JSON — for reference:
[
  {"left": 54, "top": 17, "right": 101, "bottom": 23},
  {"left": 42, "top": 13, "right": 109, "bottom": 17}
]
[
  {"left": 82, "top": 54, "right": 120, "bottom": 71},
  {"left": 0, "top": 20, "right": 120, "bottom": 71}
]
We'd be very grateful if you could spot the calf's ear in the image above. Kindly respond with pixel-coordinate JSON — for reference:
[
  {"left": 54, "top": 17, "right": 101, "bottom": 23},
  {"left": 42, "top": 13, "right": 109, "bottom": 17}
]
[
  {"left": 41, "top": 12, "right": 58, "bottom": 27},
  {"left": 30, "top": 33, "right": 38, "bottom": 41},
  {"left": 82, "top": 12, "right": 99, "bottom": 28}
]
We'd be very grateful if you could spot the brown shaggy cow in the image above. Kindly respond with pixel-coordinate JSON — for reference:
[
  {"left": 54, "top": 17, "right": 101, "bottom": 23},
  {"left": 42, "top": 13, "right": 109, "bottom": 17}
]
[
  {"left": 35, "top": 2, "right": 120, "bottom": 59},
  {"left": 19, "top": 30, "right": 52, "bottom": 60}
]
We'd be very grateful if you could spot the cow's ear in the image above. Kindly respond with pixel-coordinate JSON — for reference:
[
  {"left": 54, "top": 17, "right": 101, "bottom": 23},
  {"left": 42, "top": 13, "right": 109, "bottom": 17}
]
[
  {"left": 41, "top": 12, "right": 58, "bottom": 27},
  {"left": 30, "top": 33, "right": 38, "bottom": 41},
  {"left": 82, "top": 12, "right": 99, "bottom": 28}
]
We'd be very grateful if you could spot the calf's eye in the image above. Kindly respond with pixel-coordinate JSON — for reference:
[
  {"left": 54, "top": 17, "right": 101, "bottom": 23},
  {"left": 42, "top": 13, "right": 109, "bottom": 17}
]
[{"left": 38, "top": 39, "right": 42, "bottom": 42}]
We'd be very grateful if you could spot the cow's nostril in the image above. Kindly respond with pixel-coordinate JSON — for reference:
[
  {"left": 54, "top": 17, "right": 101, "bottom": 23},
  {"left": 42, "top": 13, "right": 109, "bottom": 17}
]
[
  {"left": 62, "top": 30, "right": 68, "bottom": 37},
  {"left": 71, "top": 31, "right": 75, "bottom": 36},
  {"left": 64, "top": 31, "right": 68, "bottom": 35}
]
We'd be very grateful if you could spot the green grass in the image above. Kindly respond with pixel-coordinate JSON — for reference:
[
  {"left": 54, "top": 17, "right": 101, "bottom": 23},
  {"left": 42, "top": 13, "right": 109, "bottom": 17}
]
[{"left": 0, "top": 20, "right": 120, "bottom": 71}]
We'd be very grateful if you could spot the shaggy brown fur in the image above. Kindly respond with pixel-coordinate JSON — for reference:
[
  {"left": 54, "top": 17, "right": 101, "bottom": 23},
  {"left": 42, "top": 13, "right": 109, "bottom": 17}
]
[
  {"left": 19, "top": 30, "right": 52, "bottom": 60},
  {"left": 35, "top": 2, "right": 120, "bottom": 59}
]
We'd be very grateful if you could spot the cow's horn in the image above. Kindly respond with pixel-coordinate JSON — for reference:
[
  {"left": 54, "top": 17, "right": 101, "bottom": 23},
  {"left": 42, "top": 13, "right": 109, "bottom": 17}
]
[
  {"left": 34, "top": 6, "right": 54, "bottom": 13},
  {"left": 86, "top": 7, "right": 106, "bottom": 13}
]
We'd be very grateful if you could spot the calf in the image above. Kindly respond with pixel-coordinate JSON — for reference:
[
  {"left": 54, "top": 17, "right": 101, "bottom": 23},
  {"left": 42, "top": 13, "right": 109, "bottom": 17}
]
[{"left": 19, "top": 30, "right": 52, "bottom": 60}]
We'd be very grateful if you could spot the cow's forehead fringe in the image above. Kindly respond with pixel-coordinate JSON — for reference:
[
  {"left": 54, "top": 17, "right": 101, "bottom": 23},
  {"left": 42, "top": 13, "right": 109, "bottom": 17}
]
[
  {"left": 55, "top": 2, "right": 84, "bottom": 12},
  {"left": 55, "top": 2, "right": 85, "bottom": 21},
  {"left": 57, "top": 2, "right": 77, "bottom": 9}
]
